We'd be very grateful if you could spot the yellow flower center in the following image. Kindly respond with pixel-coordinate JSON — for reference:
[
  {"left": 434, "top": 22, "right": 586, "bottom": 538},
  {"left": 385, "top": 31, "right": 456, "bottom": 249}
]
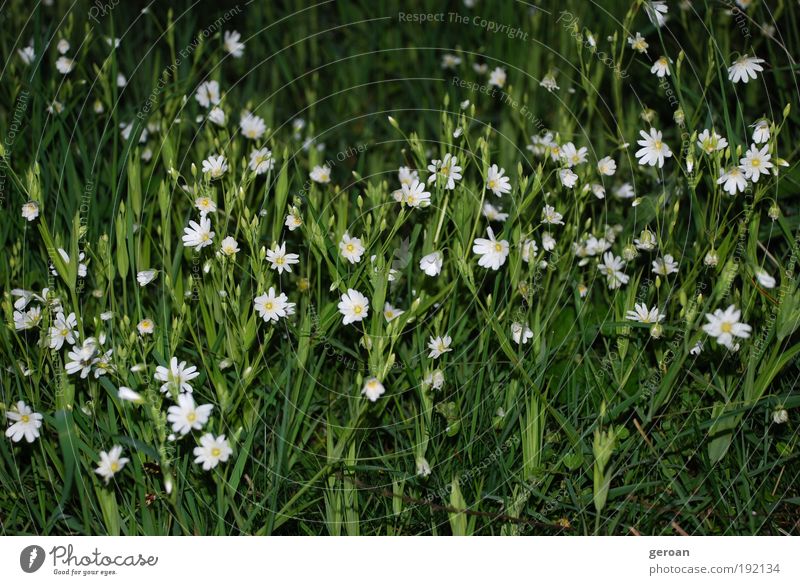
[
  {"left": 21, "top": 415, "right": 30, "bottom": 423},
  {"left": 654, "top": 140, "right": 662, "bottom": 150},
  {"left": 354, "top": 305, "right": 363, "bottom": 315},
  {"left": 751, "top": 158, "right": 760, "bottom": 167},
  {"left": 110, "top": 462, "right": 120, "bottom": 472},
  {"left": 346, "top": 244, "right": 354, "bottom": 252},
  {"left": 211, "top": 447, "right": 221, "bottom": 457},
  {"left": 488, "top": 180, "right": 496, "bottom": 189},
  {"left": 61, "top": 328, "right": 69, "bottom": 336},
  {"left": 276, "top": 257, "right": 285, "bottom": 265},
  {"left": 721, "top": 322, "right": 733, "bottom": 333},
  {"left": 187, "top": 412, "right": 197, "bottom": 422},
  {"left": 494, "top": 243, "right": 503, "bottom": 252},
  {"left": 265, "top": 302, "right": 274, "bottom": 310}
]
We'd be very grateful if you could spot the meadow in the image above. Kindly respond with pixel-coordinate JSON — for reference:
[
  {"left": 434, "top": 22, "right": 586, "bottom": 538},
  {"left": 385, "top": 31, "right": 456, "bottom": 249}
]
[{"left": 1, "top": 0, "right": 799, "bottom": 535}]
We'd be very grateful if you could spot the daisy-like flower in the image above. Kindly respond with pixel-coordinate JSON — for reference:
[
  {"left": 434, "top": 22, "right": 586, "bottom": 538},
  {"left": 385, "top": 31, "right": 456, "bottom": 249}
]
[
  {"left": 702, "top": 305, "right": 752, "bottom": 349},
  {"left": 485, "top": 164, "right": 511, "bottom": 196},
  {"left": 310, "top": 165, "right": 331, "bottom": 184},
  {"left": 49, "top": 311, "right": 78, "bottom": 350},
  {"left": 21, "top": 201, "right": 39, "bottom": 221},
  {"left": 137, "top": 269, "right": 157, "bottom": 286},
  {"left": 717, "top": 166, "right": 748, "bottom": 195},
  {"left": 473, "top": 226, "right": 510, "bottom": 271},
  {"left": 383, "top": 302, "right": 404, "bottom": 322},
  {"left": 18, "top": 46, "right": 35, "bottom": 65},
  {"left": 339, "top": 233, "right": 365, "bottom": 264},
  {"left": 338, "top": 289, "right": 369, "bottom": 325},
  {"left": 650, "top": 56, "right": 671, "bottom": 77},
  {"left": 223, "top": 30, "right": 245, "bottom": 58},
  {"left": 285, "top": 213, "right": 302, "bottom": 231},
  {"left": 65, "top": 339, "right": 98, "bottom": 378},
  {"left": 521, "top": 239, "right": 538, "bottom": 263},
  {"left": 266, "top": 242, "right": 300, "bottom": 274},
  {"left": 482, "top": 202, "right": 508, "bottom": 222},
  {"left": 249, "top": 148, "right": 274, "bottom": 175},
  {"left": 361, "top": 378, "right": 386, "bottom": 402},
  {"left": 488, "top": 66, "right": 507, "bottom": 87},
  {"left": 427, "top": 153, "right": 463, "bottom": 190},
  {"left": 193, "top": 433, "right": 232, "bottom": 470},
  {"left": 755, "top": 269, "right": 776, "bottom": 289},
  {"left": 511, "top": 322, "right": 533, "bottom": 345},
  {"left": 645, "top": 1, "right": 668, "bottom": 27},
  {"left": 254, "top": 287, "right": 295, "bottom": 323},
  {"left": 423, "top": 369, "right": 445, "bottom": 390},
  {"left": 5, "top": 401, "right": 43, "bottom": 443},
  {"left": 201, "top": 154, "right": 228, "bottom": 179},
  {"left": 627, "top": 32, "right": 649, "bottom": 53},
  {"left": 559, "top": 168, "right": 578, "bottom": 189},
  {"left": 94, "top": 349, "right": 114, "bottom": 378},
  {"left": 634, "top": 228, "right": 657, "bottom": 251},
  {"left": 240, "top": 112, "right": 266, "bottom": 140},
  {"left": 598, "top": 252, "right": 629, "bottom": 289},
  {"left": 55, "top": 56, "right": 75, "bottom": 74},
  {"left": 167, "top": 393, "right": 214, "bottom": 436},
  {"left": 400, "top": 179, "right": 431, "bottom": 208},
  {"left": 542, "top": 232, "right": 556, "bottom": 251},
  {"left": 542, "top": 205, "right": 564, "bottom": 225},
  {"left": 561, "top": 142, "right": 587, "bottom": 167},
  {"left": 739, "top": 144, "right": 773, "bottom": 182},
  {"left": 208, "top": 107, "right": 226, "bottom": 126},
  {"left": 137, "top": 318, "right": 155, "bottom": 335},
  {"left": 219, "top": 236, "right": 239, "bottom": 256},
  {"left": 597, "top": 156, "right": 617, "bottom": 176},
  {"left": 182, "top": 216, "right": 215, "bottom": 250},
  {"left": 652, "top": 254, "right": 679, "bottom": 276},
  {"left": 94, "top": 446, "right": 129, "bottom": 484},
  {"left": 398, "top": 166, "right": 419, "bottom": 187},
  {"left": 420, "top": 251, "right": 443, "bottom": 276},
  {"left": 697, "top": 129, "right": 728, "bottom": 154},
  {"left": 13, "top": 307, "right": 42, "bottom": 331},
  {"left": 751, "top": 119, "right": 770, "bottom": 144},
  {"left": 155, "top": 357, "right": 200, "bottom": 394},
  {"left": 636, "top": 128, "right": 672, "bottom": 168},
  {"left": 727, "top": 55, "right": 765, "bottom": 84},
  {"left": 626, "top": 303, "right": 665, "bottom": 324},
  {"left": 195, "top": 80, "right": 221, "bottom": 108},
  {"left": 194, "top": 196, "right": 217, "bottom": 215},
  {"left": 428, "top": 335, "right": 452, "bottom": 359},
  {"left": 441, "top": 53, "right": 462, "bottom": 69}
]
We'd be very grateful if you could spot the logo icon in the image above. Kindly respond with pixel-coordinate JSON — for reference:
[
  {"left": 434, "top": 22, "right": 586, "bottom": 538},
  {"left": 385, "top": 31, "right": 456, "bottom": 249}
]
[{"left": 20, "top": 545, "right": 46, "bottom": 573}]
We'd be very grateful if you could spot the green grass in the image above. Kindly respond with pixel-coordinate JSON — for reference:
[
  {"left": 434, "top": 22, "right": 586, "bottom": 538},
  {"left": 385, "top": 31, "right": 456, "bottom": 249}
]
[{"left": 1, "top": 0, "right": 799, "bottom": 535}]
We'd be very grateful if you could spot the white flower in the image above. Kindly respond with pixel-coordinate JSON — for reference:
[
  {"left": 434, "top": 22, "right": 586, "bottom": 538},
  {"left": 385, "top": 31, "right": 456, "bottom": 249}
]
[
  {"left": 361, "top": 378, "right": 385, "bottom": 402},
  {"left": 652, "top": 254, "right": 679, "bottom": 276},
  {"left": 690, "top": 340, "right": 703, "bottom": 356},
  {"left": 561, "top": 142, "right": 588, "bottom": 167},
  {"left": 472, "top": 226, "right": 510, "bottom": 271},
  {"left": 488, "top": 66, "right": 507, "bottom": 87},
  {"left": 265, "top": 241, "right": 300, "bottom": 274},
  {"left": 137, "top": 318, "right": 155, "bottom": 335},
  {"left": 702, "top": 305, "right": 752, "bottom": 349},
  {"left": 427, "top": 153, "right": 462, "bottom": 190},
  {"left": 751, "top": 119, "right": 770, "bottom": 144},
  {"left": 21, "top": 201, "right": 39, "bottom": 221},
  {"left": 49, "top": 311, "right": 78, "bottom": 350},
  {"left": 772, "top": 409, "right": 788, "bottom": 425},
  {"left": 137, "top": 269, "right": 158, "bottom": 286},
  {"left": 383, "top": 302, "right": 404, "bottom": 322},
  {"left": 634, "top": 228, "right": 657, "bottom": 251},
  {"left": 645, "top": 1, "right": 668, "bottom": 27},
  {"left": 339, "top": 233, "right": 365, "bottom": 264},
  {"left": 208, "top": 107, "right": 226, "bottom": 126},
  {"left": 482, "top": 202, "right": 508, "bottom": 222},
  {"left": 626, "top": 303, "right": 665, "bottom": 323},
  {"left": 614, "top": 183, "right": 635, "bottom": 199},
  {"left": 416, "top": 456, "right": 432, "bottom": 477},
  {"left": 95, "top": 446, "right": 129, "bottom": 484},
  {"left": 628, "top": 32, "right": 649, "bottom": 53},
  {"left": 423, "top": 370, "right": 445, "bottom": 390},
  {"left": 511, "top": 322, "right": 533, "bottom": 345},
  {"left": 254, "top": 288, "right": 295, "bottom": 323},
  {"left": 441, "top": 53, "right": 462, "bottom": 69},
  {"left": 338, "top": 289, "right": 370, "bottom": 325},
  {"left": 717, "top": 166, "right": 748, "bottom": 195},
  {"left": 65, "top": 339, "right": 98, "bottom": 378},
  {"left": 727, "top": 55, "right": 765, "bottom": 84},
  {"left": 193, "top": 433, "right": 232, "bottom": 470},
  {"left": 521, "top": 239, "right": 538, "bottom": 263},
  {"left": 201, "top": 154, "right": 228, "bottom": 179},
  {"left": 5, "top": 401, "right": 42, "bottom": 443},
  {"left": 310, "top": 165, "right": 331, "bottom": 184},
  {"left": 400, "top": 179, "right": 431, "bottom": 208},
  {"left": 420, "top": 251, "right": 443, "bottom": 276},
  {"left": 739, "top": 144, "right": 773, "bottom": 182},
  {"left": 542, "top": 205, "right": 564, "bottom": 225},
  {"left": 195, "top": 80, "right": 221, "bottom": 108},
  {"left": 558, "top": 168, "right": 578, "bottom": 188},
  {"left": 118, "top": 387, "right": 143, "bottom": 403},
  {"left": 249, "top": 147, "right": 274, "bottom": 174},
  {"left": 598, "top": 252, "right": 629, "bottom": 289},
  {"left": 635, "top": 128, "right": 672, "bottom": 168},
  {"left": 223, "top": 30, "right": 245, "bottom": 58},
  {"left": 155, "top": 357, "right": 200, "bottom": 394},
  {"left": 485, "top": 164, "right": 511, "bottom": 195},
  {"left": 540, "top": 73, "right": 559, "bottom": 92},
  {"left": 55, "top": 38, "right": 70, "bottom": 53},
  {"left": 428, "top": 335, "right": 452, "bottom": 359},
  {"left": 650, "top": 56, "right": 671, "bottom": 77},
  {"left": 194, "top": 196, "right": 217, "bottom": 215},
  {"left": 285, "top": 213, "right": 302, "bottom": 231},
  {"left": 18, "top": 46, "right": 35, "bottom": 65},
  {"left": 240, "top": 111, "right": 266, "bottom": 140},
  {"left": 398, "top": 166, "right": 418, "bottom": 186},
  {"left": 13, "top": 306, "right": 42, "bottom": 330},
  {"left": 167, "top": 393, "right": 214, "bottom": 436},
  {"left": 597, "top": 156, "right": 617, "bottom": 176},
  {"left": 542, "top": 232, "right": 556, "bottom": 251},
  {"left": 219, "top": 236, "right": 239, "bottom": 257},
  {"left": 55, "top": 56, "right": 75, "bottom": 74},
  {"left": 697, "top": 129, "right": 728, "bottom": 154},
  {"left": 756, "top": 269, "right": 776, "bottom": 289},
  {"left": 182, "top": 216, "right": 215, "bottom": 250}
]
